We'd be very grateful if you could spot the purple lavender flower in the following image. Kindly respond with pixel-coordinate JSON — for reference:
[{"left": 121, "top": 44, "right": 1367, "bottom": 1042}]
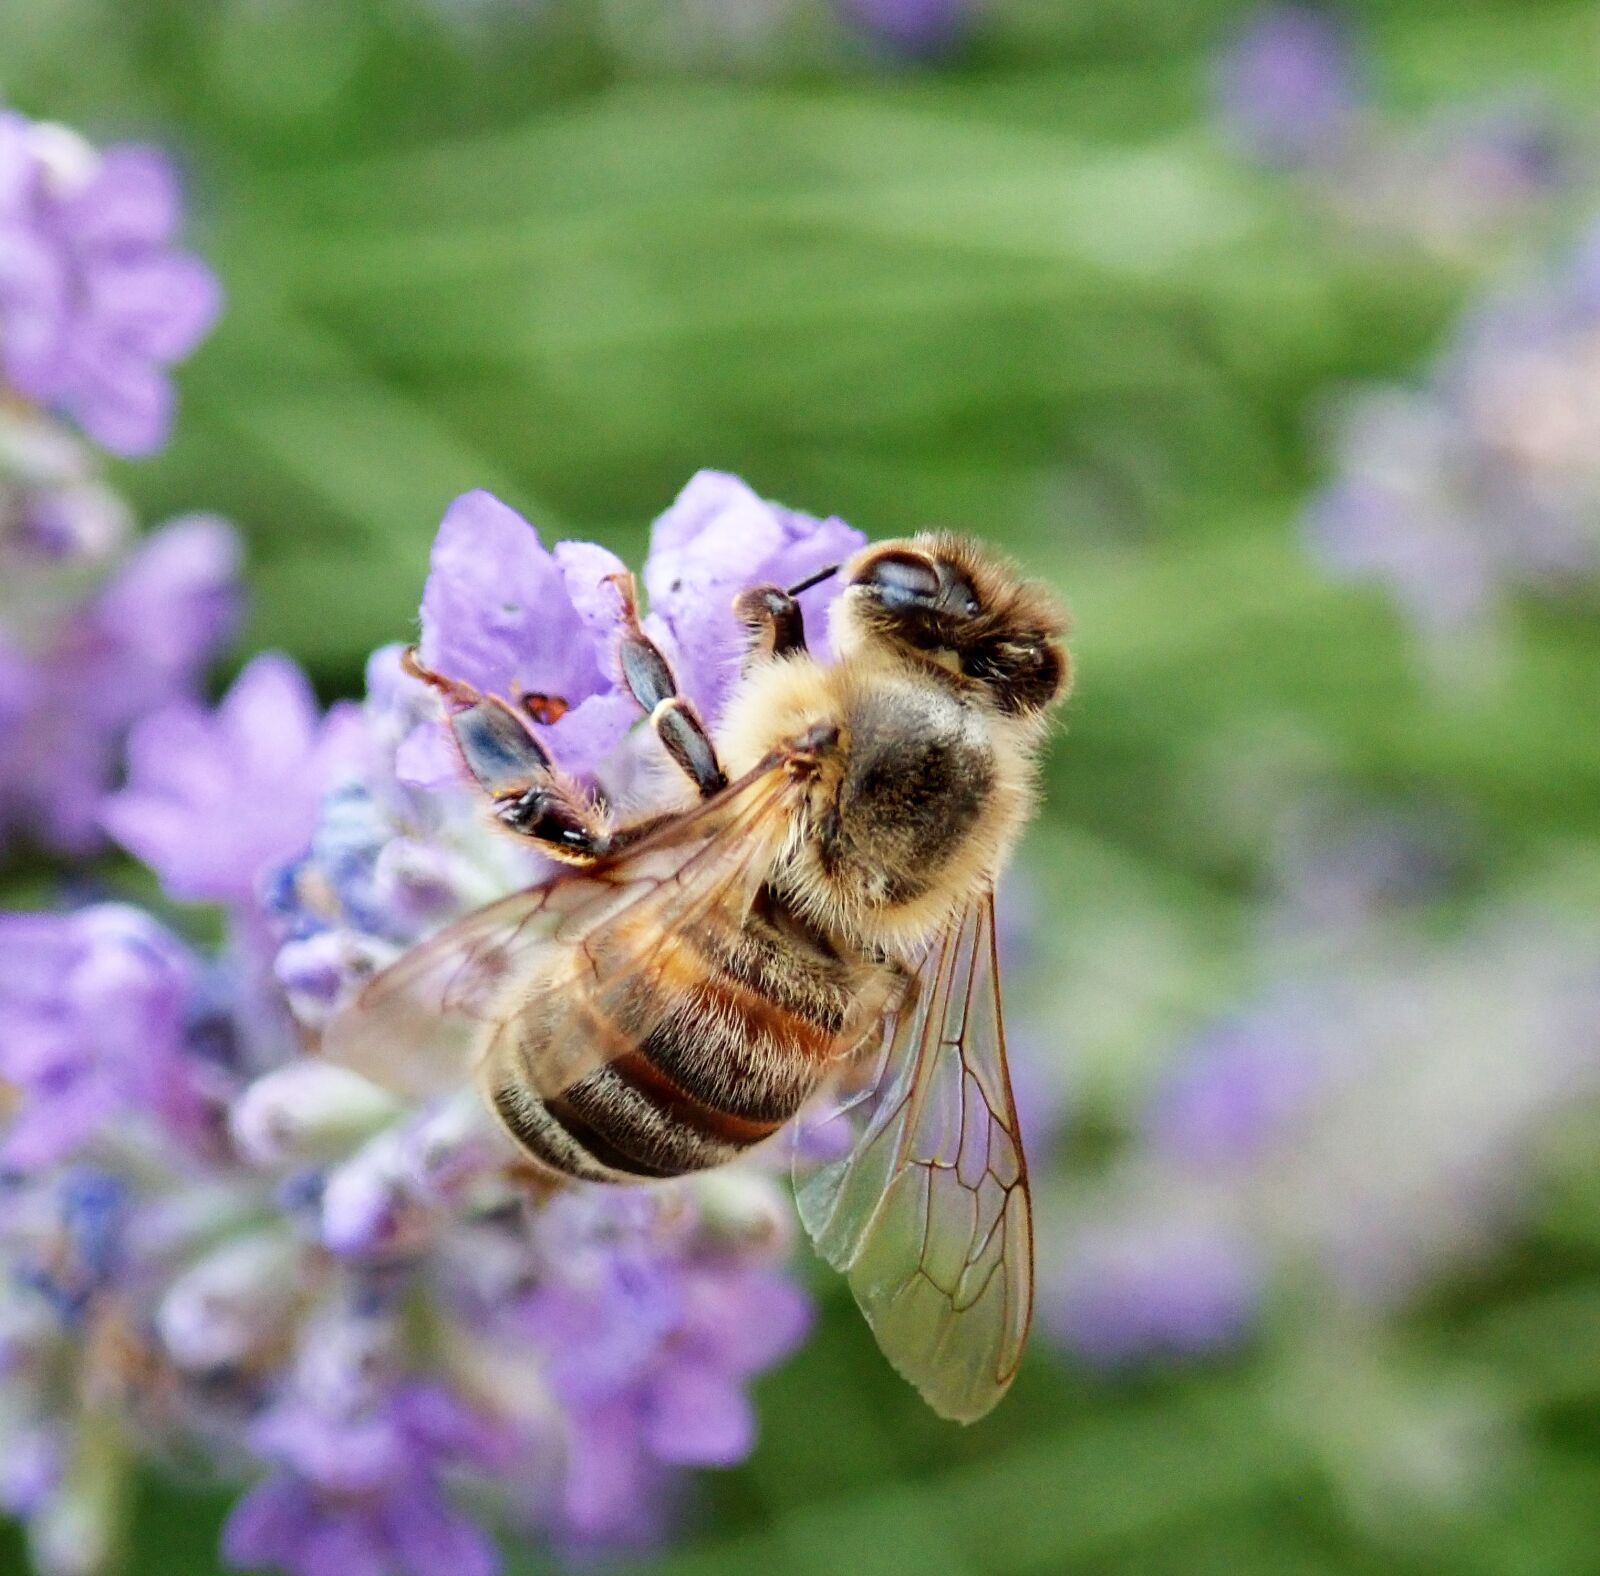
[
  {"left": 0, "top": 473, "right": 889, "bottom": 1573},
  {"left": 1045, "top": 1215, "right": 1262, "bottom": 1367},
  {"left": 415, "top": 491, "right": 638, "bottom": 785},
  {"left": 104, "top": 652, "right": 362, "bottom": 908},
  {"left": 1321, "top": 98, "right": 1571, "bottom": 259},
  {"left": 0, "top": 511, "right": 241, "bottom": 854},
  {"left": 643, "top": 470, "right": 864, "bottom": 723},
  {"left": 0, "top": 904, "right": 215, "bottom": 1172},
  {"left": 224, "top": 1332, "right": 511, "bottom": 1576},
  {"left": 1214, "top": 14, "right": 1569, "bottom": 258},
  {"left": 1308, "top": 221, "right": 1600, "bottom": 644},
  {"left": 1043, "top": 900, "right": 1600, "bottom": 1371},
  {"left": 0, "top": 110, "right": 222, "bottom": 457},
  {"left": 1213, "top": 5, "right": 1361, "bottom": 167},
  {"left": 834, "top": 0, "right": 976, "bottom": 58}
]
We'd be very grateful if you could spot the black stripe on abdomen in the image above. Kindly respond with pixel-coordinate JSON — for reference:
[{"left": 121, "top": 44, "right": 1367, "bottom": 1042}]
[
  {"left": 495, "top": 998, "right": 823, "bottom": 1182},
  {"left": 489, "top": 906, "right": 850, "bottom": 1180},
  {"left": 542, "top": 997, "right": 808, "bottom": 1178}
]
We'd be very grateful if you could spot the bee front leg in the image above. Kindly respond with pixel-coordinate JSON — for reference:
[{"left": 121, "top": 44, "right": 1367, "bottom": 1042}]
[
  {"left": 402, "top": 650, "right": 614, "bottom": 864},
  {"left": 733, "top": 585, "right": 807, "bottom": 669},
  {"left": 608, "top": 573, "right": 728, "bottom": 800}
]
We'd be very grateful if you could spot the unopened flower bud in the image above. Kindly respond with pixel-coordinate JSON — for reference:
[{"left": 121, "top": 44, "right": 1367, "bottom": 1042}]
[
  {"left": 156, "top": 1231, "right": 300, "bottom": 1372},
  {"left": 321, "top": 1132, "right": 429, "bottom": 1258},
  {"left": 230, "top": 1064, "right": 399, "bottom": 1168},
  {"left": 690, "top": 1170, "right": 794, "bottom": 1259}
]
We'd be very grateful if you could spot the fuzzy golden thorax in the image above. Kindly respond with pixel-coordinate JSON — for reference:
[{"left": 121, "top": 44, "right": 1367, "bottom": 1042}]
[{"left": 716, "top": 534, "right": 1071, "bottom": 954}]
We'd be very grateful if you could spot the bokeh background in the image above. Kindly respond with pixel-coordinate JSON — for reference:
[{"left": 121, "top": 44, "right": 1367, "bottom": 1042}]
[{"left": 5, "top": 0, "right": 1600, "bottom": 1572}]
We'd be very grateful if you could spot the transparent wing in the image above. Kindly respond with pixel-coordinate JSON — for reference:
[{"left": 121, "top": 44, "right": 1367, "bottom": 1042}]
[
  {"left": 794, "top": 890, "right": 1033, "bottom": 1424},
  {"left": 321, "top": 760, "right": 803, "bottom": 1101},
  {"left": 320, "top": 881, "right": 569, "bottom": 1099}
]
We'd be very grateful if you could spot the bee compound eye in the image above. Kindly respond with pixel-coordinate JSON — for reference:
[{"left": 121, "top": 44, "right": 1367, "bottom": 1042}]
[{"left": 861, "top": 551, "right": 941, "bottom": 608}]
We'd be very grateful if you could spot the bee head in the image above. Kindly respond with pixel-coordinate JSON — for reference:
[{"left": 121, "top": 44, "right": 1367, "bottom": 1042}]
[{"left": 834, "top": 533, "right": 1071, "bottom": 716}]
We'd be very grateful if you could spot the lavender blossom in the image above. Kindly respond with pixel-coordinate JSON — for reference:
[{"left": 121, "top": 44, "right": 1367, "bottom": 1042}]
[
  {"left": 2, "top": 472, "right": 860, "bottom": 1574},
  {"left": 1045, "top": 1214, "right": 1262, "bottom": 1367},
  {"left": 413, "top": 489, "right": 637, "bottom": 786},
  {"left": 1045, "top": 901, "right": 1600, "bottom": 1369},
  {"left": 1322, "top": 100, "right": 1569, "bottom": 259},
  {"left": 104, "top": 652, "right": 362, "bottom": 909},
  {"left": 1308, "top": 221, "right": 1600, "bottom": 643},
  {"left": 0, "top": 108, "right": 221, "bottom": 457},
  {"left": 1214, "top": 11, "right": 1568, "bottom": 257},
  {"left": 1213, "top": 5, "right": 1361, "bottom": 167},
  {"left": 0, "top": 905, "right": 218, "bottom": 1173},
  {"left": 834, "top": 0, "right": 976, "bottom": 58},
  {"left": 0, "top": 510, "right": 241, "bottom": 855},
  {"left": 643, "top": 470, "right": 864, "bottom": 723}
]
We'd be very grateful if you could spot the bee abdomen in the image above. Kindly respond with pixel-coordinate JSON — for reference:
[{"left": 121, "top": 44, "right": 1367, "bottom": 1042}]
[{"left": 491, "top": 971, "right": 832, "bottom": 1182}]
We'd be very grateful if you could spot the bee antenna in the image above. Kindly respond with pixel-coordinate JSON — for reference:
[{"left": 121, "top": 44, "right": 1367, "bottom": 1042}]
[{"left": 784, "top": 563, "right": 841, "bottom": 598}]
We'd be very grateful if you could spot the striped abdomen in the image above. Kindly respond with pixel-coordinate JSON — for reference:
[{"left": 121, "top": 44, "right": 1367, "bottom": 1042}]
[{"left": 487, "top": 895, "right": 860, "bottom": 1182}]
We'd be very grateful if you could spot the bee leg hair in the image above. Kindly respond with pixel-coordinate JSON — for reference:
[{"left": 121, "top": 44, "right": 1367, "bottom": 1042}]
[
  {"left": 733, "top": 585, "right": 807, "bottom": 669},
  {"left": 606, "top": 572, "right": 728, "bottom": 800},
  {"left": 449, "top": 692, "right": 615, "bottom": 863},
  {"left": 401, "top": 648, "right": 614, "bottom": 862}
]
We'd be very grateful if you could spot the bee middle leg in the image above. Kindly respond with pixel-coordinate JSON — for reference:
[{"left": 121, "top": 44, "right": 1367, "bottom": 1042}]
[
  {"left": 402, "top": 650, "right": 614, "bottom": 863},
  {"left": 608, "top": 572, "right": 727, "bottom": 800}
]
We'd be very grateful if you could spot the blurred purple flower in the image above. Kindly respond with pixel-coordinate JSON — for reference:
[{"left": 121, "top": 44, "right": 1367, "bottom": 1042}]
[
  {"left": 643, "top": 470, "right": 865, "bottom": 723},
  {"left": 224, "top": 1469, "right": 499, "bottom": 1576},
  {"left": 1143, "top": 994, "right": 1331, "bottom": 1169},
  {"left": 225, "top": 1349, "right": 511, "bottom": 1576},
  {"left": 1045, "top": 1216, "right": 1262, "bottom": 1367},
  {"left": 1044, "top": 901, "right": 1600, "bottom": 1373},
  {"left": 835, "top": 0, "right": 976, "bottom": 58},
  {"left": 0, "top": 110, "right": 221, "bottom": 457},
  {"left": 1308, "top": 221, "right": 1600, "bottom": 642},
  {"left": 0, "top": 905, "right": 213, "bottom": 1172},
  {"left": 1213, "top": 5, "right": 1361, "bottom": 166},
  {"left": 1214, "top": 15, "right": 1569, "bottom": 258},
  {"left": 521, "top": 1193, "right": 811, "bottom": 1469},
  {"left": 104, "top": 652, "right": 362, "bottom": 908},
  {"left": 0, "top": 511, "right": 241, "bottom": 855}
]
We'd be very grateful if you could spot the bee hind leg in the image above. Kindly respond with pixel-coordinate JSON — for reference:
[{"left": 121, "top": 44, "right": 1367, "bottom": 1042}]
[
  {"left": 404, "top": 649, "right": 614, "bottom": 863},
  {"left": 607, "top": 572, "right": 728, "bottom": 800}
]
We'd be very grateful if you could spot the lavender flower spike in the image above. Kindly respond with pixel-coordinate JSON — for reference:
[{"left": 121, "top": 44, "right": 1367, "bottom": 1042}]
[
  {"left": 3, "top": 475, "right": 858, "bottom": 1574},
  {"left": 104, "top": 651, "right": 362, "bottom": 908},
  {"left": 1213, "top": 5, "right": 1361, "bottom": 167},
  {"left": 0, "top": 510, "right": 241, "bottom": 855},
  {"left": 414, "top": 489, "right": 638, "bottom": 786},
  {"left": 1306, "top": 221, "right": 1600, "bottom": 647},
  {"left": 836, "top": 0, "right": 978, "bottom": 58},
  {"left": 0, "top": 108, "right": 222, "bottom": 457},
  {"left": 1043, "top": 899, "right": 1600, "bottom": 1371}
]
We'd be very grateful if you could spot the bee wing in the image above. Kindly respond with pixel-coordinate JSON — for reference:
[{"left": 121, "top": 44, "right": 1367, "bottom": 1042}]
[
  {"left": 793, "top": 890, "right": 1032, "bottom": 1424},
  {"left": 480, "top": 762, "right": 808, "bottom": 1101},
  {"left": 321, "top": 759, "right": 803, "bottom": 1102}
]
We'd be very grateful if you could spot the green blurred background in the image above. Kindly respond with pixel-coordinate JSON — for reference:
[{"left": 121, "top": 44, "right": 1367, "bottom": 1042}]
[{"left": 5, "top": 1, "right": 1600, "bottom": 1571}]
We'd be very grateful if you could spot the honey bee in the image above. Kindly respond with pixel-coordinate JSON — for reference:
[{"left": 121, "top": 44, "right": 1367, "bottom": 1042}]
[{"left": 325, "top": 533, "right": 1071, "bottom": 1422}]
